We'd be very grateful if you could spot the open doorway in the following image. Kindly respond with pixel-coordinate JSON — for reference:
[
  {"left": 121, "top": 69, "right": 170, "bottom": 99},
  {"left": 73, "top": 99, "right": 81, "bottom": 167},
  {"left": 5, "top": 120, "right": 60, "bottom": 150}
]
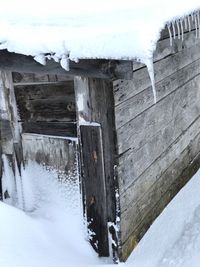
[
  {"left": 8, "top": 72, "right": 79, "bottom": 211},
  {"left": 1, "top": 71, "right": 114, "bottom": 260}
]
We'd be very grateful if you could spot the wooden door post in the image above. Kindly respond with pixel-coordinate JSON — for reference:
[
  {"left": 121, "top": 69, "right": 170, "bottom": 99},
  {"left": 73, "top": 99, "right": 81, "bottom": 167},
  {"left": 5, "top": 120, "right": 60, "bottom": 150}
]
[
  {"left": 0, "top": 71, "right": 23, "bottom": 204},
  {"left": 74, "top": 77, "right": 120, "bottom": 260}
]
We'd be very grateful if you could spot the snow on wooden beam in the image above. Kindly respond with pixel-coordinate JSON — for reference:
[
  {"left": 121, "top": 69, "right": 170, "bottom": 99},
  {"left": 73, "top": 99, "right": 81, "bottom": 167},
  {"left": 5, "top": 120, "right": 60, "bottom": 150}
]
[{"left": 0, "top": 50, "right": 133, "bottom": 80}]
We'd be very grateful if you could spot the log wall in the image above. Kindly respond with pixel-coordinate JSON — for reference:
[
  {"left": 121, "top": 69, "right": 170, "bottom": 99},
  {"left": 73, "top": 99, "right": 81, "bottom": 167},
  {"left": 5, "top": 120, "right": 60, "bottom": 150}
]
[{"left": 114, "top": 23, "right": 200, "bottom": 261}]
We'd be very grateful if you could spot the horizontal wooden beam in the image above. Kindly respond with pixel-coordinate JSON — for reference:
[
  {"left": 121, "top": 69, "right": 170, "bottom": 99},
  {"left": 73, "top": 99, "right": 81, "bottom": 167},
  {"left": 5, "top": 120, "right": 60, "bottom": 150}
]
[
  {"left": 0, "top": 50, "right": 133, "bottom": 80},
  {"left": 22, "top": 121, "right": 77, "bottom": 137}
]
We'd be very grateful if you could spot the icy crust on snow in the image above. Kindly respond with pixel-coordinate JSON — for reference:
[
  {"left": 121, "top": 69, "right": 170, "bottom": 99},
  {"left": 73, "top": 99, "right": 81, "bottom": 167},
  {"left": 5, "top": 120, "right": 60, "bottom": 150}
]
[{"left": 0, "top": 1, "right": 199, "bottom": 66}]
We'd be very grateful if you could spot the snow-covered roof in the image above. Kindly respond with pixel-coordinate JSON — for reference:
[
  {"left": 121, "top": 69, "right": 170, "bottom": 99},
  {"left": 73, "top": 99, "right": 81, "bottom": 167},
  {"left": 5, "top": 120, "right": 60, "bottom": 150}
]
[{"left": 0, "top": 0, "right": 200, "bottom": 69}]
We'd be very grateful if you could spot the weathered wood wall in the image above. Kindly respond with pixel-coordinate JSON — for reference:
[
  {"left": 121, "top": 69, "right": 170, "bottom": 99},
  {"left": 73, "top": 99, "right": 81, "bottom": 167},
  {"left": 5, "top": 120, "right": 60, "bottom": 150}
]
[
  {"left": 22, "top": 133, "right": 77, "bottom": 174},
  {"left": 114, "top": 22, "right": 200, "bottom": 260}
]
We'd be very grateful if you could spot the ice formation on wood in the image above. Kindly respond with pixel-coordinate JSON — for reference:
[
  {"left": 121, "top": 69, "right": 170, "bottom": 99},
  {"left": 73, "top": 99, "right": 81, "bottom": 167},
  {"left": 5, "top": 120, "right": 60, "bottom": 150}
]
[
  {"left": 145, "top": 58, "right": 157, "bottom": 104},
  {"left": 168, "top": 11, "right": 200, "bottom": 47}
]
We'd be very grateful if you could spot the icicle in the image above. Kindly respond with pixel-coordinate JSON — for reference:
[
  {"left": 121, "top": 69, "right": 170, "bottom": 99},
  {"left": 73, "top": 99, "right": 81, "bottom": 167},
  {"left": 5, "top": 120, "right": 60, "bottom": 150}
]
[
  {"left": 184, "top": 16, "right": 188, "bottom": 30},
  {"left": 52, "top": 54, "right": 60, "bottom": 63},
  {"left": 46, "top": 55, "right": 51, "bottom": 60},
  {"left": 188, "top": 15, "right": 191, "bottom": 31},
  {"left": 191, "top": 12, "right": 194, "bottom": 21},
  {"left": 176, "top": 19, "right": 181, "bottom": 39},
  {"left": 144, "top": 58, "right": 157, "bottom": 104},
  {"left": 180, "top": 19, "right": 184, "bottom": 41},
  {"left": 197, "top": 11, "right": 200, "bottom": 38},
  {"left": 74, "top": 58, "right": 79, "bottom": 63},
  {"left": 172, "top": 21, "right": 176, "bottom": 39},
  {"left": 60, "top": 54, "right": 70, "bottom": 71},
  {"left": 34, "top": 54, "right": 46, "bottom": 65},
  {"left": 167, "top": 24, "right": 173, "bottom": 46},
  {"left": 195, "top": 13, "right": 198, "bottom": 38}
]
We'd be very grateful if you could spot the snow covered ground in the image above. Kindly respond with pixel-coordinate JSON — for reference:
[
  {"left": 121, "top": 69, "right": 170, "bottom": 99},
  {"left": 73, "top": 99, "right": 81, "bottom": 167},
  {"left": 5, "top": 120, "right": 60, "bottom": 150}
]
[{"left": 1, "top": 161, "right": 200, "bottom": 266}]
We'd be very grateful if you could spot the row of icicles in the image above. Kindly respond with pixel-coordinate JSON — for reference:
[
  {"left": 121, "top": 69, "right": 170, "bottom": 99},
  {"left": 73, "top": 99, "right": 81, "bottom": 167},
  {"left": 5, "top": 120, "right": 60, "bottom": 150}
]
[
  {"left": 167, "top": 12, "right": 200, "bottom": 46},
  {"left": 33, "top": 12, "right": 200, "bottom": 105},
  {"left": 147, "top": 12, "right": 200, "bottom": 105}
]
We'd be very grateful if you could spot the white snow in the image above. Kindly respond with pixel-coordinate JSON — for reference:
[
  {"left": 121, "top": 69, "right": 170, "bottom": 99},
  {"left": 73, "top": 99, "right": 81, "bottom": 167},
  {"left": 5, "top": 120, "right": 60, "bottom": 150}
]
[
  {"left": 0, "top": 0, "right": 199, "bottom": 66},
  {"left": 0, "top": 1, "right": 200, "bottom": 101},
  {"left": 126, "top": 168, "right": 200, "bottom": 267},
  {"left": 0, "top": 161, "right": 104, "bottom": 267},
  {"left": 1, "top": 160, "right": 200, "bottom": 266}
]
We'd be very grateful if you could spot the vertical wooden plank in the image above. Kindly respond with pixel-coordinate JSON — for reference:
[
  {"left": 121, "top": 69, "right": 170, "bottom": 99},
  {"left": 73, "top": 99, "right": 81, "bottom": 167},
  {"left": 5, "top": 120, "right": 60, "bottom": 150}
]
[
  {"left": 74, "top": 76, "right": 120, "bottom": 260},
  {"left": 80, "top": 125, "right": 109, "bottom": 256},
  {"left": 0, "top": 71, "right": 23, "bottom": 202}
]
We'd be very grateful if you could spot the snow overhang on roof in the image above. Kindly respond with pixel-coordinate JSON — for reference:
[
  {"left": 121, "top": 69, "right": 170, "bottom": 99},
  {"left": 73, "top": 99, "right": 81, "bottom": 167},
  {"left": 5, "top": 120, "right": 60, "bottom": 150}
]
[
  {"left": 0, "top": 0, "right": 200, "bottom": 85},
  {"left": 0, "top": 1, "right": 199, "bottom": 65}
]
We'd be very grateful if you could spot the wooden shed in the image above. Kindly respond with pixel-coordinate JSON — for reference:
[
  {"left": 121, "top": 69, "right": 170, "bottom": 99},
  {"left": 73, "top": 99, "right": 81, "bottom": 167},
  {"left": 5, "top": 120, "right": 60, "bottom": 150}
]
[{"left": 1, "top": 11, "right": 200, "bottom": 263}]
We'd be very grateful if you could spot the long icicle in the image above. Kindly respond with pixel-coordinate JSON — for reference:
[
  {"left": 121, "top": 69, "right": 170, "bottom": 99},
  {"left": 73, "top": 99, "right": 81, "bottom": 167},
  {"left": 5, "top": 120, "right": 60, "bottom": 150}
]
[
  {"left": 145, "top": 58, "right": 157, "bottom": 104},
  {"left": 191, "top": 12, "right": 194, "bottom": 21},
  {"left": 180, "top": 19, "right": 184, "bottom": 41},
  {"left": 195, "top": 13, "right": 198, "bottom": 38},
  {"left": 184, "top": 16, "right": 188, "bottom": 30},
  {"left": 172, "top": 21, "right": 176, "bottom": 39},
  {"left": 188, "top": 15, "right": 191, "bottom": 31},
  {"left": 197, "top": 11, "right": 200, "bottom": 38},
  {"left": 176, "top": 19, "right": 181, "bottom": 39},
  {"left": 167, "top": 24, "right": 173, "bottom": 46}
]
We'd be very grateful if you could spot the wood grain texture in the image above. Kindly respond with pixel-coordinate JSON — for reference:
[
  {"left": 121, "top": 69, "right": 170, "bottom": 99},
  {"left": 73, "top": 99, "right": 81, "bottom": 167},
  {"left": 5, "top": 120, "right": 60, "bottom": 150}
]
[
  {"left": 114, "top": 30, "right": 200, "bottom": 107},
  {"left": 22, "top": 133, "right": 77, "bottom": 174},
  {"left": 120, "top": 126, "right": 200, "bottom": 240},
  {"left": 80, "top": 126, "right": 109, "bottom": 256},
  {"left": 74, "top": 77, "right": 119, "bottom": 260},
  {"left": 15, "top": 82, "right": 76, "bottom": 123},
  {"left": 117, "top": 71, "right": 200, "bottom": 155},
  {"left": 0, "top": 71, "right": 23, "bottom": 201},
  {"left": 22, "top": 121, "right": 77, "bottom": 137},
  {"left": 75, "top": 77, "right": 118, "bottom": 223},
  {"left": 117, "top": 74, "right": 200, "bottom": 191},
  {"left": 115, "top": 58, "right": 200, "bottom": 130},
  {"left": 12, "top": 72, "right": 72, "bottom": 84},
  {"left": 115, "top": 26, "right": 200, "bottom": 261},
  {"left": 119, "top": 132, "right": 200, "bottom": 260}
]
